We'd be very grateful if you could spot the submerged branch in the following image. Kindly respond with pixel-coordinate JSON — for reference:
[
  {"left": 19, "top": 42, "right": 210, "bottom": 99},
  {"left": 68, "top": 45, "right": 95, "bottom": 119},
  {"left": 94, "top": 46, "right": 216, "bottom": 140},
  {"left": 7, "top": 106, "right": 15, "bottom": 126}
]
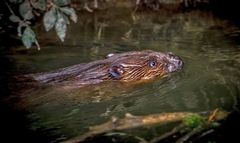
[{"left": 62, "top": 110, "right": 229, "bottom": 143}]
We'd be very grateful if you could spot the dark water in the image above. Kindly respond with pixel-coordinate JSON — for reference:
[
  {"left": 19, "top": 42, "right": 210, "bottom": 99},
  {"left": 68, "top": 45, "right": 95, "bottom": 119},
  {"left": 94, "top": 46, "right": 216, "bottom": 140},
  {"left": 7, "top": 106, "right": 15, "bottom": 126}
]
[{"left": 1, "top": 9, "right": 240, "bottom": 142}]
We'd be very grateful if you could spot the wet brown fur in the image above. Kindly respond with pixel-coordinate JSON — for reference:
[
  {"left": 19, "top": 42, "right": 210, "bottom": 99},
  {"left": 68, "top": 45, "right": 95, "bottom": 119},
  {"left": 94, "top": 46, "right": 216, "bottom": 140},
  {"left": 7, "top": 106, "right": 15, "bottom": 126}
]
[{"left": 18, "top": 50, "right": 181, "bottom": 88}]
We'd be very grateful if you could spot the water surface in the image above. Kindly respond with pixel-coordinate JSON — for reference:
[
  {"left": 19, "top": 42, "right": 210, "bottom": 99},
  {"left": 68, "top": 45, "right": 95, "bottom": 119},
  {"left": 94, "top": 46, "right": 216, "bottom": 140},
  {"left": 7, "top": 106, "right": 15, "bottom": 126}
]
[{"left": 3, "top": 9, "right": 240, "bottom": 142}]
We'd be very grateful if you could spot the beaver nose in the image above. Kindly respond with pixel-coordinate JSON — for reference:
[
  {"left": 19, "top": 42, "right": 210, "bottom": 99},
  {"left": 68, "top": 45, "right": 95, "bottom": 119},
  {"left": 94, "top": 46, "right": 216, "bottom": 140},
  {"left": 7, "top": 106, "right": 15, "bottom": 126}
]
[
  {"left": 167, "top": 53, "right": 184, "bottom": 72},
  {"left": 175, "top": 56, "right": 183, "bottom": 68}
]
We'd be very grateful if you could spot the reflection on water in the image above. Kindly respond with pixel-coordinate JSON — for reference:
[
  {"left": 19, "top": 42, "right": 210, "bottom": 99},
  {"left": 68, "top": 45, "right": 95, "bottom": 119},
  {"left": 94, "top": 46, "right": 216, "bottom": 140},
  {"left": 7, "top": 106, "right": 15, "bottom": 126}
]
[{"left": 3, "top": 9, "right": 240, "bottom": 142}]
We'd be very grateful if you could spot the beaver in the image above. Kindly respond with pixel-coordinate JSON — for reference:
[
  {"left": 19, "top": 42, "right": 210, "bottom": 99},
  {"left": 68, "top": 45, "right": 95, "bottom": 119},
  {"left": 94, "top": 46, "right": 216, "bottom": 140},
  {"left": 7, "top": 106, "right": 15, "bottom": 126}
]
[{"left": 18, "top": 50, "right": 183, "bottom": 88}]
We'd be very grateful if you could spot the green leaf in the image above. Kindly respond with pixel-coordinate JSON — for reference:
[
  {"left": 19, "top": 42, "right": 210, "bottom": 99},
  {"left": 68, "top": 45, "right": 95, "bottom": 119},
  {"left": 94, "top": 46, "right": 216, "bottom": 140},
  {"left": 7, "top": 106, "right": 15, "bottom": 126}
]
[
  {"left": 43, "top": 7, "right": 57, "bottom": 31},
  {"left": 60, "top": 7, "right": 77, "bottom": 23},
  {"left": 55, "top": 12, "right": 67, "bottom": 42},
  {"left": 31, "top": 0, "right": 46, "bottom": 11},
  {"left": 9, "top": 15, "right": 21, "bottom": 23},
  {"left": 61, "top": 13, "right": 70, "bottom": 25},
  {"left": 183, "top": 114, "right": 205, "bottom": 129},
  {"left": 19, "top": 0, "right": 34, "bottom": 20},
  {"left": 21, "top": 27, "right": 36, "bottom": 48},
  {"left": 54, "top": 0, "right": 70, "bottom": 6},
  {"left": 17, "top": 24, "right": 24, "bottom": 36}
]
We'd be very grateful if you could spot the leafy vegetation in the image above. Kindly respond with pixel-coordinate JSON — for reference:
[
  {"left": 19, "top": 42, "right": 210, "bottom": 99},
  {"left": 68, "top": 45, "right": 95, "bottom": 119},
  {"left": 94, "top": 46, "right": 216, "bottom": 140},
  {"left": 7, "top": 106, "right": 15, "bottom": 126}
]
[
  {"left": 5, "top": 0, "right": 77, "bottom": 50},
  {"left": 183, "top": 114, "right": 205, "bottom": 129},
  {"left": 3, "top": 0, "right": 213, "bottom": 49}
]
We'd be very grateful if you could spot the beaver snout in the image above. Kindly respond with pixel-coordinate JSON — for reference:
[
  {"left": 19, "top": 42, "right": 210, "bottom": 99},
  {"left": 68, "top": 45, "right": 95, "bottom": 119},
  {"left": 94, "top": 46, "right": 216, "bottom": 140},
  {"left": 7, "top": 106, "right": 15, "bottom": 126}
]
[{"left": 166, "top": 53, "right": 184, "bottom": 73}]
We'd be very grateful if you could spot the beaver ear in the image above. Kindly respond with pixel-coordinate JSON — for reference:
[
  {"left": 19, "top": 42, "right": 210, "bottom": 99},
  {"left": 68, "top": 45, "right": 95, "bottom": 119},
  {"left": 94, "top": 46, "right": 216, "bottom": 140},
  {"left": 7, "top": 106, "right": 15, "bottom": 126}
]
[{"left": 109, "top": 65, "right": 124, "bottom": 79}]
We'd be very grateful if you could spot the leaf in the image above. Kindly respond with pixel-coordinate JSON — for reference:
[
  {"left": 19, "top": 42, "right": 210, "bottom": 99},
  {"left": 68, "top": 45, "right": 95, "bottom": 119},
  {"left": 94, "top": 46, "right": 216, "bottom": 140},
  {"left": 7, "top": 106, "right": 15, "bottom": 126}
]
[
  {"left": 61, "top": 13, "right": 70, "bottom": 25},
  {"left": 31, "top": 0, "right": 46, "bottom": 11},
  {"left": 9, "top": 15, "right": 21, "bottom": 23},
  {"left": 17, "top": 24, "right": 24, "bottom": 36},
  {"left": 54, "top": 0, "right": 70, "bottom": 6},
  {"left": 55, "top": 12, "right": 67, "bottom": 42},
  {"left": 19, "top": 0, "right": 34, "bottom": 20},
  {"left": 21, "top": 27, "right": 36, "bottom": 48},
  {"left": 43, "top": 7, "right": 57, "bottom": 31},
  {"left": 183, "top": 114, "right": 205, "bottom": 129},
  {"left": 60, "top": 7, "right": 77, "bottom": 23}
]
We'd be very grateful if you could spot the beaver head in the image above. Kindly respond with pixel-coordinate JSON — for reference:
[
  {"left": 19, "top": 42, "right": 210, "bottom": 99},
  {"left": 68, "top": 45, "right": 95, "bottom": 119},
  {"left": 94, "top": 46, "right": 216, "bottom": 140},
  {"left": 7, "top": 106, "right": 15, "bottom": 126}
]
[{"left": 108, "top": 50, "right": 183, "bottom": 81}]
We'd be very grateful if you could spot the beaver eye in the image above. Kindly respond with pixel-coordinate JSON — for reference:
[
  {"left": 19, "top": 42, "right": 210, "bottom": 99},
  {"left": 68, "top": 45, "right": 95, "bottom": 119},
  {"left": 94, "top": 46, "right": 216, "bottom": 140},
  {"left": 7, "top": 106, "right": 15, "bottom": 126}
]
[{"left": 149, "top": 60, "right": 157, "bottom": 68}]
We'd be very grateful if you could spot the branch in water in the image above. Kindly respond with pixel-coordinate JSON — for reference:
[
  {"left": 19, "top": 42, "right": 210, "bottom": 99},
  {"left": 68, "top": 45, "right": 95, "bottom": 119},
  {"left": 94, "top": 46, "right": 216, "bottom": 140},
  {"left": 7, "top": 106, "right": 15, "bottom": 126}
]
[{"left": 62, "top": 110, "right": 229, "bottom": 143}]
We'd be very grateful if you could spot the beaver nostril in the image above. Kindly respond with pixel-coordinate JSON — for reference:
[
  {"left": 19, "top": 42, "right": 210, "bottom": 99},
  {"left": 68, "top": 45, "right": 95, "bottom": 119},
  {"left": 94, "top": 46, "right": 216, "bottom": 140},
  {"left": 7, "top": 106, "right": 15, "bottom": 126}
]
[
  {"left": 178, "top": 60, "right": 182, "bottom": 66},
  {"left": 178, "top": 58, "right": 184, "bottom": 66}
]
